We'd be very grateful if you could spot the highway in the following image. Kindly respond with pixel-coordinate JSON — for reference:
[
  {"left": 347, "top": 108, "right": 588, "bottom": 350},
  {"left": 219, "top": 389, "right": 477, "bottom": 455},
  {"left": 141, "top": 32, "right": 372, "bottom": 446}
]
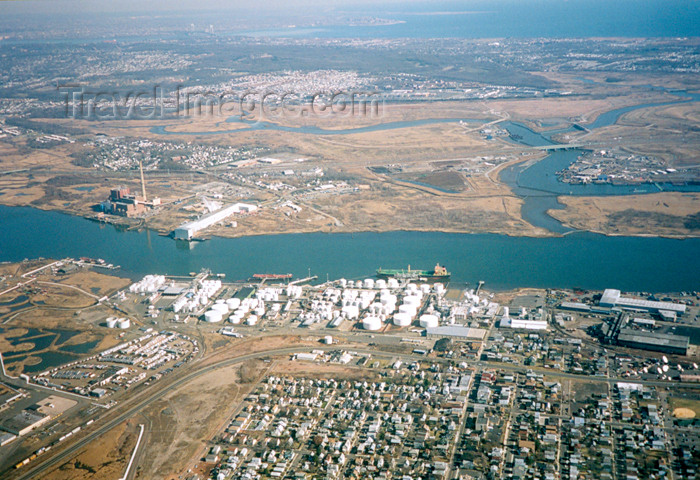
[
  {"left": 7, "top": 344, "right": 352, "bottom": 480},
  {"left": 6, "top": 335, "right": 699, "bottom": 480}
]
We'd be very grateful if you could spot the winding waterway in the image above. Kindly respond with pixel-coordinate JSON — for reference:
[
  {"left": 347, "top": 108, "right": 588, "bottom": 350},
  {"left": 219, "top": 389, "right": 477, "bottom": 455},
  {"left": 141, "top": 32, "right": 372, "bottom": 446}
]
[
  {"left": 498, "top": 89, "right": 700, "bottom": 232},
  {"left": 0, "top": 205, "right": 698, "bottom": 292},
  {"left": 149, "top": 88, "right": 700, "bottom": 233}
]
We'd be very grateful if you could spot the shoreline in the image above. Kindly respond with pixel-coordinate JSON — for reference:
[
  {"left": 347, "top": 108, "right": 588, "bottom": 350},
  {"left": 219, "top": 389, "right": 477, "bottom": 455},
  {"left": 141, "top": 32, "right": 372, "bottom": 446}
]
[{"left": 2, "top": 201, "right": 698, "bottom": 241}]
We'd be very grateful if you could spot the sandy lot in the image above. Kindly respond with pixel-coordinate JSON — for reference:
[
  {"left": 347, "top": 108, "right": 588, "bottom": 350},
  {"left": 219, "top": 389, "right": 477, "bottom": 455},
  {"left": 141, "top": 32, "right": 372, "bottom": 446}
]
[{"left": 43, "top": 420, "right": 139, "bottom": 480}]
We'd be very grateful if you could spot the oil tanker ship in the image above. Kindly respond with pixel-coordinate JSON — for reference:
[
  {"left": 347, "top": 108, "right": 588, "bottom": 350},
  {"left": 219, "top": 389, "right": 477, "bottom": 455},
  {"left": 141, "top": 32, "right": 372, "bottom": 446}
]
[{"left": 376, "top": 263, "right": 450, "bottom": 282}]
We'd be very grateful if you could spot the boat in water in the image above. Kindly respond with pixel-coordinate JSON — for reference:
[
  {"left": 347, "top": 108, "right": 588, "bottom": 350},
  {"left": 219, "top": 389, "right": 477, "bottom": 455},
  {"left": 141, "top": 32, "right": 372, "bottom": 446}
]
[{"left": 376, "top": 263, "right": 450, "bottom": 282}]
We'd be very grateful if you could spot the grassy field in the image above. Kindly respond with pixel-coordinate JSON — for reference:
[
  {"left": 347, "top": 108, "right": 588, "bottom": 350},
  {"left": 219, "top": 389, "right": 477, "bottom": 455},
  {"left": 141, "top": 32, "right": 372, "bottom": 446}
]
[{"left": 552, "top": 192, "right": 700, "bottom": 237}]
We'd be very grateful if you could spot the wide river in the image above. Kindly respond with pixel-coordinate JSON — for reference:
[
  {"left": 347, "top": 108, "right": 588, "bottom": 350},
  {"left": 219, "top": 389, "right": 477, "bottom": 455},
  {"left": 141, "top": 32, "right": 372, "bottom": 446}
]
[
  {"left": 1, "top": 205, "right": 699, "bottom": 292},
  {"left": 5, "top": 87, "right": 700, "bottom": 293}
]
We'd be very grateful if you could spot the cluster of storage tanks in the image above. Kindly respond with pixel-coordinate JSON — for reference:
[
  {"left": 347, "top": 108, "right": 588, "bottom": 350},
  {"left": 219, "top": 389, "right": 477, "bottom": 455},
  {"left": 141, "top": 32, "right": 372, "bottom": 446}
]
[
  {"left": 202, "top": 296, "right": 266, "bottom": 326},
  {"left": 271, "top": 278, "right": 447, "bottom": 331},
  {"left": 171, "top": 279, "right": 223, "bottom": 314},
  {"left": 338, "top": 278, "right": 400, "bottom": 290},
  {"left": 256, "top": 287, "right": 281, "bottom": 302},
  {"left": 301, "top": 299, "right": 337, "bottom": 325},
  {"left": 129, "top": 275, "right": 166, "bottom": 294},
  {"left": 105, "top": 316, "right": 131, "bottom": 329},
  {"left": 356, "top": 282, "right": 445, "bottom": 330},
  {"left": 286, "top": 285, "right": 303, "bottom": 299}
]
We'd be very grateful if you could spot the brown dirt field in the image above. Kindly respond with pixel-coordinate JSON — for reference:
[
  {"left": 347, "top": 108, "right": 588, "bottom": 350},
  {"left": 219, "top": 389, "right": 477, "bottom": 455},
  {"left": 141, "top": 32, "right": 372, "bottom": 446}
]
[
  {"left": 491, "top": 288, "right": 547, "bottom": 305},
  {"left": 673, "top": 408, "right": 696, "bottom": 419},
  {"left": 143, "top": 349, "right": 378, "bottom": 479},
  {"left": 44, "top": 420, "right": 139, "bottom": 480},
  {"left": 55, "top": 270, "right": 130, "bottom": 297},
  {"left": 197, "top": 334, "right": 323, "bottom": 367},
  {"left": 140, "top": 359, "right": 270, "bottom": 480},
  {"left": 552, "top": 192, "right": 700, "bottom": 237}
]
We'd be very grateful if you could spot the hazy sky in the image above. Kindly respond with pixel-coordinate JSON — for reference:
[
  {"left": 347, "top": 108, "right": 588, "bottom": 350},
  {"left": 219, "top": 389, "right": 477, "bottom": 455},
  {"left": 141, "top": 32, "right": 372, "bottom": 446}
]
[
  {"left": 1, "top": 0, "right": 416, "bottom": 14},
  {"left": 1, "top": 0, "right": 697, "bottom": 38}
]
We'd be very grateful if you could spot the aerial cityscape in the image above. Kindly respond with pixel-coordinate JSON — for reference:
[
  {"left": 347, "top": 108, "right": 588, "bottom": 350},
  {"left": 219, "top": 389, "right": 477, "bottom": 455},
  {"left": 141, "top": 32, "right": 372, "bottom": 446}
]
[{"left": 0, "top": 1, "right": 699, "bottom": 479}]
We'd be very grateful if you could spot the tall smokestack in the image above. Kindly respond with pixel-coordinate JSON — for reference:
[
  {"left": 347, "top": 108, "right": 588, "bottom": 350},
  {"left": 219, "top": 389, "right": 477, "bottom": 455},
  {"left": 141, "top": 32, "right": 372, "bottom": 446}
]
[{"left": 139, "top": 160, "right": 147, "bottom": 201}]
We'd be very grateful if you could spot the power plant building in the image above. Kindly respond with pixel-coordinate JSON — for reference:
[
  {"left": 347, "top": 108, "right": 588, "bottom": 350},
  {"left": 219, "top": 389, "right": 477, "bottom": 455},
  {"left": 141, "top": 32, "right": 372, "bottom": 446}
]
[{"left": 174, "top": 203, "right": 257, "bottom": 240}]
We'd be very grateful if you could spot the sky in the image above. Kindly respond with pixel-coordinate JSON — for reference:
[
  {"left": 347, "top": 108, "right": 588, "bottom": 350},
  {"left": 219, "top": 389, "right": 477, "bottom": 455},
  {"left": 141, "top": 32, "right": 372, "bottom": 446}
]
[
  {"left": 1, "top": 0, "right": 409, "bottom": 14},
  {"left": 1, "top": 0, "right": 698, "bottom": 38}
]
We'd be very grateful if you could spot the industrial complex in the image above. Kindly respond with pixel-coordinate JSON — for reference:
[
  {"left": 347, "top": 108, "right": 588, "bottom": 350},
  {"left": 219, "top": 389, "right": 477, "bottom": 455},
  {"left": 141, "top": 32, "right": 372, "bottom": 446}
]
[
  {"left": 102, "top": 162, "right": 161, "bottom": 218},
  {"left": 0, "top": 258, "right": 698, "bottom": 480}
]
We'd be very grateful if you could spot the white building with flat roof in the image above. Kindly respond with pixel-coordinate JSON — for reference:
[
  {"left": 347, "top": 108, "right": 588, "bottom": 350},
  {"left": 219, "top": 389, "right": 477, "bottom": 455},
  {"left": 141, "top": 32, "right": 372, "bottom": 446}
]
[
  {"left": 600, "top": 288, "right": 686, "bottom": 315},
  {"left": 174, "top": 203, "right": 257, "bottom": 240},
  {"left": 500, "top": 317, "right": 548, "bottom": 330}
]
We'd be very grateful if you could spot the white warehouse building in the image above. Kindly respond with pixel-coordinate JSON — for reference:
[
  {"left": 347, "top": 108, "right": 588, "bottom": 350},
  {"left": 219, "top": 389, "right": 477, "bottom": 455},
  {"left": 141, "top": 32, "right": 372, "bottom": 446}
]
[
  {"left": 173, "top": 203, "right": 257, "bottom": 240},
  {"left": 599, "top": 288, "right": 686, "bottom": 315}
]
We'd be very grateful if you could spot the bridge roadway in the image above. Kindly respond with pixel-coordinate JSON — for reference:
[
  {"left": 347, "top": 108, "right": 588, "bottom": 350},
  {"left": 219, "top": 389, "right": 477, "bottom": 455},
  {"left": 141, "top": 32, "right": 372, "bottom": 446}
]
[
  {"left": 7, "top": 339, "right": 699, "bottom": 480},
  {"left": 533, "top": 143, "right": 585, "bottom": 151}
]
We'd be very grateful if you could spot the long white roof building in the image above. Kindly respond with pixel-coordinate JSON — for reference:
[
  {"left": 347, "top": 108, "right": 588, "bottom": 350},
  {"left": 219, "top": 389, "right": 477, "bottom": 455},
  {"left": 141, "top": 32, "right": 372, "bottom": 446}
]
[{"left": 173, "top": 203, "right": 257, "bottom": 240}]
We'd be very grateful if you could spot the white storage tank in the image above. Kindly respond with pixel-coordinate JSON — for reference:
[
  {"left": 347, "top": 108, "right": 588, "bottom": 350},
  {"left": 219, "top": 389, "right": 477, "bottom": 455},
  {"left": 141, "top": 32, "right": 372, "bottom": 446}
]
[
  {"left": 106, "top": 317, "right": 117, "bottom": 328},
  {"left": 229, "top": 314, "right": 242, "bottom": 324},
  {"left": 204, "top": 310, "right": 223, "bottom": 323},
  {"left": 362, "top": 316, "right": 382, "bottom": 331},
  {"left": 393, "top": 313, "right": 412, "bottom": 327},
  {"left": 387, "top": 278, "right": 399, "bottom": 289},
  {"left": 403, "top": 295, "right": 422, "bottom": 307},
  {"left": 375, "top": 279, "right": 387, "bottom": 290},
  {"left": 364, "top": 279, "right": 375, "bottom": 289},
  {"left": 226, "top": 298, "right": 241, "bottom": 310},
  {"left": 420, "top": 284, "right": 431, "bottom": 294},
  {"left": 434, "top": 283, "right": 445, "bottom": 295},
  {"left": 212, "top": 303, "right": 229, "bottom": 314},
  {"left": 419, "top": 314, "right": 439, "bottom": 328},
  {"left": 398, "top": 304, "right": 417, "bottom": 317},
  {"left": 380, "top": 295, "right": 397, "bottom": 306},
  {"left": 117, "top": 318, "right": 131, "bottom": 329},
  {"left": 246, "top": 315, "right": 258, "bottom": 326}
]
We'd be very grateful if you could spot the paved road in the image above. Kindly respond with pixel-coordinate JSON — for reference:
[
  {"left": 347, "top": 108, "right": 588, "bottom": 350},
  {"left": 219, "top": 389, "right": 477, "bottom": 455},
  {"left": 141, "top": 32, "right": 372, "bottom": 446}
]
[
  {"left": 7, "top": 337, "right": 699, "bottom": 479},
  {"left": 7, "top": 344, "right": 356, "bottom": 480}
]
